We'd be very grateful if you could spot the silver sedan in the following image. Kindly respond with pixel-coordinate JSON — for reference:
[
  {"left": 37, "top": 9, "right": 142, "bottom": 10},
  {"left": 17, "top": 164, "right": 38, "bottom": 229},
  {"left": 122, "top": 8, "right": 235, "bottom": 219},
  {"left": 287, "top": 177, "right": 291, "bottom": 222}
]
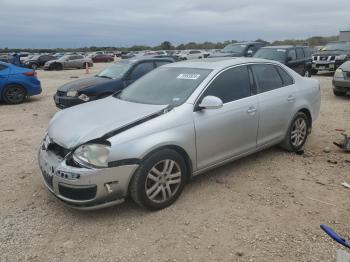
[{"left": 38, "top": 58, "right": 321, "bottom": 210}]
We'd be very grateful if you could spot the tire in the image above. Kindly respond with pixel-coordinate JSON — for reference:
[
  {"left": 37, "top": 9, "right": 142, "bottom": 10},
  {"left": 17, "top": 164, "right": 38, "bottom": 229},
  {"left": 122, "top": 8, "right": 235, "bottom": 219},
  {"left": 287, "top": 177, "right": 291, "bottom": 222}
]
[
  {"left": 53, "top": 63, "right": 63, "bottom": 71},
  {"left": 31, "top": 63, "right": 38, "bottom": 70},
  {"left": 129, "top": 148, "right": 187, "bottom": 210},
  {"left": 3, "top": 84, "right": 26, "bottom": 104},
  {"left": 333, "top": 90, "right": 346, "bottom": 96},
  {"left": 304, "top": 68, "right": 311, "bottom": 77},
  {"left": 280, "top": 112, "right": 310, "bottom": 152},
  {"left": 311, "top": 69, "right": 318, "bottom": 75}
]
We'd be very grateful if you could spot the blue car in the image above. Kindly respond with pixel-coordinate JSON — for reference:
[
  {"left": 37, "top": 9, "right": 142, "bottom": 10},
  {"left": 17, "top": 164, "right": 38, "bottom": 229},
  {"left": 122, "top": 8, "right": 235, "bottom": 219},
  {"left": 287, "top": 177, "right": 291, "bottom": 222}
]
[
  {"left": 54, "top": 57, "right": 174, "bottom": 109},
  {"left": 0, "top": 61, "right": 42, "bottom": 104}
]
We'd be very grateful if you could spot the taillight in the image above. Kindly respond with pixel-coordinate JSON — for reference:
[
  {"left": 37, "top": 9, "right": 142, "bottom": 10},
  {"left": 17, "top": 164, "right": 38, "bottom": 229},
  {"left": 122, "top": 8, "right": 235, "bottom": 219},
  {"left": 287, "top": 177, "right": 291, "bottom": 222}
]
[{"left": 23, "top": 71, "right": 37, "bottom": 77}]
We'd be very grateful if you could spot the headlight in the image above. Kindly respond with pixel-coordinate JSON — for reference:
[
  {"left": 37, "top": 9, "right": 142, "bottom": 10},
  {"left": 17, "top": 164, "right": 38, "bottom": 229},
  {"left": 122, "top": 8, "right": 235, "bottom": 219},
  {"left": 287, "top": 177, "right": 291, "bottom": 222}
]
[
  {"left": 73, "top": 144, "right": 110, "bottom": 168},
  {"left": 334, "top": 68, "right": 344, "bottom": 79},
  {"left": 78, "top": 93, "right": 90, "bottom": 101},
  {"left": 66, "top": 90, "right": 77, "bottom": 97},
  {"left": 335, "top": 54, "right": 347, "bottom": 60}
]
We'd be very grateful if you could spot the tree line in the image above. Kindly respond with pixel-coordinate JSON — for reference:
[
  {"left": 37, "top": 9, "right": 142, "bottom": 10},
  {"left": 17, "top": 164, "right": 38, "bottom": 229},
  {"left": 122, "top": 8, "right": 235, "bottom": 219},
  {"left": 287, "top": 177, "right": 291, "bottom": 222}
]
[{"left": 0, "top": 35, "right": 339, "bottom": 53}]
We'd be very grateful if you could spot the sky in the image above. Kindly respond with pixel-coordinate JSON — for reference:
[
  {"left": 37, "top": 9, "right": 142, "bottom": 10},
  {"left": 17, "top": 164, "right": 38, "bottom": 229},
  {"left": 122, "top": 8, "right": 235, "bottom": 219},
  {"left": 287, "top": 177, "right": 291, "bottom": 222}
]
[{"left": 1, "top": 0, "right": 349, "bottom": 48}]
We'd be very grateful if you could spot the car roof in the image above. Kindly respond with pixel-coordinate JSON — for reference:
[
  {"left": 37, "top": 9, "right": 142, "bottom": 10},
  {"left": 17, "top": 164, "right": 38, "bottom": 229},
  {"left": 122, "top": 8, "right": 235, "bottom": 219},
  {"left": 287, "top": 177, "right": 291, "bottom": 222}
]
[
  {"left": 125, "top": 57, "right": 174, "bottom": 64},
  {"left": 164, "top": 57, "right": 275, "bottom": 70},
  {"left": 262, "top": 45, "right": 308, "bottom": 49}
]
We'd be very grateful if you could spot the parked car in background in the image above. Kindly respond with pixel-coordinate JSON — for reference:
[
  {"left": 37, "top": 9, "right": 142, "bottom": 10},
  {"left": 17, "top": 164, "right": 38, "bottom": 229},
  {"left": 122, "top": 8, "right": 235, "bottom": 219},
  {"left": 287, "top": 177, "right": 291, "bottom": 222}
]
[
  {"left": 312, "top": 42, "right": 350, "bottom": 74},
  {"left": 0, "top": 61, "right": 41, "bottom": 104},
  {"left": 43, "top": 55, "right": 93, "bottom": 71},
  {"left": 53, "top": 57, "right": 174, "bottom": 108},
  {"left": 40, "top": 58, "right": 320, "bottom": 210},
  {"left": 254, "top": 45, "right": 313, "bottom": 77},
  {"left": 91, "top": 54, "right": 114, "bottom": 63},
  {"left": 332, "top": 61, "right": 350, "bottom": 96},
  {"left": 178, "top": 50, "right": 208, "bottom": 60},
  {"left": 22, "top": 54, "right": 56, "bottom": 70},
  {"left": 210, "top": 42, "right": 265, "bottom": 58}
]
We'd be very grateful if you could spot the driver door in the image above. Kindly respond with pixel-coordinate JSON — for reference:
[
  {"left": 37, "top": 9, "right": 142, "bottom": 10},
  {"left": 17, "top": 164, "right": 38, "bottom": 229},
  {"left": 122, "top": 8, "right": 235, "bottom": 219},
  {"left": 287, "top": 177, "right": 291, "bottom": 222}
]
[{"left": 193, "top": 65, "right": 259, "bottom": 170}]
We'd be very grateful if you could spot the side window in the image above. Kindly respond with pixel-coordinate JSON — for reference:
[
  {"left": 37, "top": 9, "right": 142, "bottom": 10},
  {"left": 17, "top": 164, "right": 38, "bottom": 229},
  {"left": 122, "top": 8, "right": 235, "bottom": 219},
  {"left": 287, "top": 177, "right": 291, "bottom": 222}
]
[
  {"left": 296, "top": 48, "right": 304, "bottom": 59},
  {"left": 275, "top": 66, "right": 294, "bottom": 86},
  {"left": 0, "top": 64, "right": 7, "bottom": 71},
  {"left": 155, "top": 61, "right": 171, "bottom": 67},
  {"left": 130, "top": 62, "right": 154, "bottom": 80},
  {"left": 288, "top": 49, "right": 297, "bottom": 60},
  {"left": 251, "top": 64, "right": 283, "bottom": 93},
  {"left": 201, "top": 66, "right": 251, "bottom": 104},
  {"left": 68, "top": 56, "right": 75, "bottom": 60},
  {"left": 76, "top": 56, "right": 83, "bottom": 59}
]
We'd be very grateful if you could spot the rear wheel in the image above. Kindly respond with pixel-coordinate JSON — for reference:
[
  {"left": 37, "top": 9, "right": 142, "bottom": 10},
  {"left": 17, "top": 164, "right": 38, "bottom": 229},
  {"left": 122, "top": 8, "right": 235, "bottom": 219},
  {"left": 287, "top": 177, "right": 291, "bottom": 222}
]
[
  {"left": 3, "top": 84, "right": 26, "bottom": 104},
  {"left": 333, "top": 90, "right": 346, "bottom": 96},
  {"left": 129, "top": 149, "right": 187, "bottom": 210},
  {"left": 311, "top": 69, "right": 318, "bottom": 75},
  {"left": 280, "top": 112, "right": 309, "bottom": 152}
]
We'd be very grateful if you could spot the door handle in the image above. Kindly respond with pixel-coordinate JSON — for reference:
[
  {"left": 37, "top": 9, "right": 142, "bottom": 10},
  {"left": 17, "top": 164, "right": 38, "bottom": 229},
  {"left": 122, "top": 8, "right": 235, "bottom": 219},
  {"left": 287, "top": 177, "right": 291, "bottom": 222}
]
[
  {"left": 287, "top": 95, "right": 295, "bottom": 102},
  {"left": 247, "top": 106, "right": 257, "bottom": 114}
]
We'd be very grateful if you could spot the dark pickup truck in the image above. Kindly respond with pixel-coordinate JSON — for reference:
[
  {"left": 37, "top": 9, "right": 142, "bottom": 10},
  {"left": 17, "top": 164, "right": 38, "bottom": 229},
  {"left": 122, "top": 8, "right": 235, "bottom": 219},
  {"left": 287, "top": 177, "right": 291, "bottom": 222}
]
[{"left": 312, "top": 42, "right": 350, "bottom": 74}]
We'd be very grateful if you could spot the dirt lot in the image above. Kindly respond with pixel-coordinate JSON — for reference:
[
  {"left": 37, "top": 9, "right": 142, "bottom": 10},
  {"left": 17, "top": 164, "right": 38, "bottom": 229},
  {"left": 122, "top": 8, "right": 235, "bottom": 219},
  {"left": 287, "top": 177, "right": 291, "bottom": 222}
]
[{"left": 0, "top": 63, "right": 349, "bottom": 262}]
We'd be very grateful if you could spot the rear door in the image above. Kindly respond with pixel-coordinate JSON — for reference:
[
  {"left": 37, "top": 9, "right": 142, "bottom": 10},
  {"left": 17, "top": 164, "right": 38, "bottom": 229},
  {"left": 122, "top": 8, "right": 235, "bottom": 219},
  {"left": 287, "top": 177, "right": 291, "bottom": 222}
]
[
  {"left": 295, "top": 48, "right": 306, "bottom": 75},
  {"left": 252, "top": 64, "right": 296, "bottom": 146},
  {"left": 193, "top": 65, "right": 259, "bottom": 169},
  {"left": 0, "top": 64, "right": 10, "bottom": 90}
]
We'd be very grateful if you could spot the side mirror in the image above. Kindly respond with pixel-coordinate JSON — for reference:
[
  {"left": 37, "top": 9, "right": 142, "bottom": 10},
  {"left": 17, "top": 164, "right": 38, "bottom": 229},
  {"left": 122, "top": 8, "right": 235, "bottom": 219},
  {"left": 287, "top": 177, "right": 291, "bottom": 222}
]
[{"left": 198, "top": 96, "right": 223, "bottom": 110}]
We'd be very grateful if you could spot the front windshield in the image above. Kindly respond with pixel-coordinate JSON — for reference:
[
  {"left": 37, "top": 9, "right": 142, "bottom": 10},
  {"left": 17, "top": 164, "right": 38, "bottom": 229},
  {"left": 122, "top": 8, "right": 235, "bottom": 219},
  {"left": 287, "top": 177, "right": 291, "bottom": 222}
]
[
  {"left": 96, "top": 61, "right": 132, "bottom": 79},
  {"left": 222, "top": 44, "right": 247, "bottom": 53},
  {"left": 116, "top": 67, "right": 212, "bottom": 106},
  {"left": 322, "top": 42, "right": 350, "bottom": 51},
  {"left": 254, "top": 48, "right": 287, "bottom": 63},
  {"left": 58, "top": 55, "right": 69, "bottom": 61}
]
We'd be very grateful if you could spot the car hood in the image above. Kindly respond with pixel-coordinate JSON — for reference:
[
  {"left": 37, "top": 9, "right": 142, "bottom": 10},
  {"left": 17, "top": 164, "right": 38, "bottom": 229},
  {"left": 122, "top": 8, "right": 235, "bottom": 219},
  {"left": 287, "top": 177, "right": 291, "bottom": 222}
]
[
  {"left": 313, "top": 50, "right": 350, "bottom": 56},
  {"left": 209, "top": 52, "right": 241, "bottom": 58},
  {"left": 58, "top": 77, "right": 112, "bottom": 92},
  {"left": 48, "top": 96, "right": 168, "bottom": 149},
  {"left": 339, "top": 61, "right": 350, "bottom": 71}
]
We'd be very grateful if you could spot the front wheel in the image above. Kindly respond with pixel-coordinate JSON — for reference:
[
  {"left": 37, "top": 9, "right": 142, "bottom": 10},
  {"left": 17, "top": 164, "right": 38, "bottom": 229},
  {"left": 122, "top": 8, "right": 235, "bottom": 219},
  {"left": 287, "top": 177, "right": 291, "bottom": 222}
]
[
  {"left": 129, "top": 149, "right": 187, "bottom": 210},
  {"left": 280, "top": 112, "right": 310, "bottom": 152},
  {"left": 333, "top": 90, "right": 346, "bottom": 96}
]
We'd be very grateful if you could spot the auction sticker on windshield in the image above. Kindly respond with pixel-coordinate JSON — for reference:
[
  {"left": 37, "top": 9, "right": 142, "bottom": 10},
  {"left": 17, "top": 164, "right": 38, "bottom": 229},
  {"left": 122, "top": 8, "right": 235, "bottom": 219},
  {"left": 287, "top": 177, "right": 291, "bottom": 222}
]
[{"left": 177, "top": 73, "right": 200, "bottom": 80}]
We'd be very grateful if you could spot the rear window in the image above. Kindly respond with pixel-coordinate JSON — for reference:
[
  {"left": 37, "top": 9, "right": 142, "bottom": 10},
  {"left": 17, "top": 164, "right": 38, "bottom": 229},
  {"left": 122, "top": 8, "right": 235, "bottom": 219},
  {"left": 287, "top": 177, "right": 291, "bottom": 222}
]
[
  {"left": 276, "top": 66, "right": 294, "bottom": 86},
  {"left": 253, "top": 48, "right": 287, "bottom": 63}
]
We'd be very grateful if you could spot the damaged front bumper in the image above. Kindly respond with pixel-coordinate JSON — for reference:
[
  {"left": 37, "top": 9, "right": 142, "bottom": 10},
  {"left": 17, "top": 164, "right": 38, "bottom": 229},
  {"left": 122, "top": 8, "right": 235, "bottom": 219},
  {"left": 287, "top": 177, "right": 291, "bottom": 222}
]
[{"left": 38, "top": 140, "right": 138, "bottom": 210}]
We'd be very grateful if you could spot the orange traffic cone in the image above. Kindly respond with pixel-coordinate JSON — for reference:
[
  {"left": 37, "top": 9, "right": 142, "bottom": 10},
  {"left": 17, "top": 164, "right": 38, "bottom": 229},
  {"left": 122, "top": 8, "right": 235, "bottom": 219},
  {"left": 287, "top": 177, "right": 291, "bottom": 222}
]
[{"left": 85, "top": 63, "right": 89, "bottom": 74}]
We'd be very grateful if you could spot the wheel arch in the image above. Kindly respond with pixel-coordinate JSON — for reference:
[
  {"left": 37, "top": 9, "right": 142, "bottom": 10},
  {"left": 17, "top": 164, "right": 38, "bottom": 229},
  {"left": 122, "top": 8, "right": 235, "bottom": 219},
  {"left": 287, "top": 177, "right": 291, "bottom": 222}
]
[
  {"left": 141, "top": 144, "right": 193, "bottom": 181},
  {"left": 298, "top": 107, "right": 312, "bottom": 130}
]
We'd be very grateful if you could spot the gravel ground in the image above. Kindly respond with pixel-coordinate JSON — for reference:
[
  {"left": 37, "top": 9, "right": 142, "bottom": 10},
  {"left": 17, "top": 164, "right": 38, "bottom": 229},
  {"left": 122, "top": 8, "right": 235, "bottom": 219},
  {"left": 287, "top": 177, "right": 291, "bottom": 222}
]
[{"left": 0, "top": 63, "right": 349, "bottom": 262}]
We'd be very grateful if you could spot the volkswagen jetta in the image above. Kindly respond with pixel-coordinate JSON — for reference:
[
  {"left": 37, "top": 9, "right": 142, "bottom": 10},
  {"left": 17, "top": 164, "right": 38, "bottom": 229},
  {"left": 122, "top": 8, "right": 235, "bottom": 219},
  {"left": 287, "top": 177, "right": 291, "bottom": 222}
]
[{"left": 38, "top": 58, "right": 321, "bottom": 210}]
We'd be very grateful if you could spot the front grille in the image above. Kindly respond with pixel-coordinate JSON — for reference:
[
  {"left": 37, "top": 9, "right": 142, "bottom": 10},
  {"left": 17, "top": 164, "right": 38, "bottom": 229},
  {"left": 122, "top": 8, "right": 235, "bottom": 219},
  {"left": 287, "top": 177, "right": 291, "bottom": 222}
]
[
  {"left": 58, "top": 184, "right": 97, "bottom": 200},
  {"left": 314, "top": 55, "right": 335, "bottom": 62},
  {"left": 56, "top": 91, "right": 66, "bottom": 97},
  {"left": 47, "top": 143, "right": 70, "bottom": 159}
]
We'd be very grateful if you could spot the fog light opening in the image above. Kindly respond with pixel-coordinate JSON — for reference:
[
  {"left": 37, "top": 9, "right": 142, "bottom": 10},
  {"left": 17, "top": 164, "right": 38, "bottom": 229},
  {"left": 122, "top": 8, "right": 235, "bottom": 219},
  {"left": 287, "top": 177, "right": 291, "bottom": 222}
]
[{"left": 104, "top": 181, "right": 119, "bottom": 194}]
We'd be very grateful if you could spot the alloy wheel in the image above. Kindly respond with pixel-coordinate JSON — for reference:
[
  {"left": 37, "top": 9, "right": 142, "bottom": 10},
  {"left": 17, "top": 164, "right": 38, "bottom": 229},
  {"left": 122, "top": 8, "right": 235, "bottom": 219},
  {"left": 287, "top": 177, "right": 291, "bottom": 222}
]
[
  {"left": 145, "top": 159, "right": 182, "bottom": 203},
  {"left": 291, "top": 118, "right": 307, "bottom": 147},
  {"left": 5, "top": 86, "right": 25, "bottom": 104}
]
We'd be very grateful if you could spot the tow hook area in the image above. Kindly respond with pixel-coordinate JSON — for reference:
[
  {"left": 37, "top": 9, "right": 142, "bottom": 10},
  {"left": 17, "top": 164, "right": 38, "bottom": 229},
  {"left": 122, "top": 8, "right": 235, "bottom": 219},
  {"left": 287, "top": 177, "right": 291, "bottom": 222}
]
[{"left": 104, "top": 181, "right": 119, "bottom": 194}]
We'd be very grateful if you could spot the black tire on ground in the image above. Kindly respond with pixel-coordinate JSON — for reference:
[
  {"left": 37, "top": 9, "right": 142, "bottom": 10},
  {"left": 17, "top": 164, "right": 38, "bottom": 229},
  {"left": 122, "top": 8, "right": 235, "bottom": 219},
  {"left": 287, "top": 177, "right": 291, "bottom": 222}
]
[
  {"left": 2, "top": 84, "right": 26, "bottom": 104},
  {"left": 280, "top": 112, "right": 310, "bottom": 152},
  {"left": 31, "top": 64, "right": 38, "bottom": 70},
  {"left": 333, "top": 90, "right": 346, "bottom": 96},
  {"left": 53, "top": 63, "right": 63, "bottom": 71},
  {"left": 311, "top": 69, "right": 318, "bottom": 75},
  {"left": 129, "top": 148, "right": 187, "bottom": 210}
]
